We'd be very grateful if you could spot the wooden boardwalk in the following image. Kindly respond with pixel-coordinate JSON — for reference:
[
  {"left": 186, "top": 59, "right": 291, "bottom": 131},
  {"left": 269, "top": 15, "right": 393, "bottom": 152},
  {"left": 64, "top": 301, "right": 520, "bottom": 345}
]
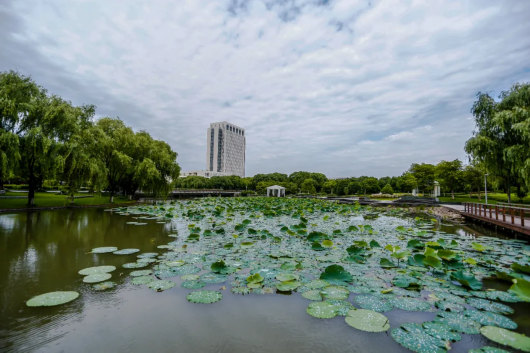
[{"left": 461, "top": 202, "right": 530, "bottom": 237}]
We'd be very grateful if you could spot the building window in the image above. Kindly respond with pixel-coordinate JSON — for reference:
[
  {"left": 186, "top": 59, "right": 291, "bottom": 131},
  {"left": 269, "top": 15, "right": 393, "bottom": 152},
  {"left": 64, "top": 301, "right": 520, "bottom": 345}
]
[
  {"left": 209, "top": 128, "right": 214, "bottom": 171},
  {"left": 217, "top": 128, "right": 223, "bottom": 172}
]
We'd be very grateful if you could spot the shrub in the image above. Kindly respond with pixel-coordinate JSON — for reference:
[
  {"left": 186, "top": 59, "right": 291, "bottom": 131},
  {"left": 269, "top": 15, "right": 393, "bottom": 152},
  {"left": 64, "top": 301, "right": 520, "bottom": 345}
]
[{"left": 380, "top": 183, "right": 394, "bottom": 195}]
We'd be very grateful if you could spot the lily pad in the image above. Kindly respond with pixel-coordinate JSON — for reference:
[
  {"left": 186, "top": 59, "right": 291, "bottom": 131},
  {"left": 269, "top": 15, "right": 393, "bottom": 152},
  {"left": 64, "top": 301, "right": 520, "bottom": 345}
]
[
  {"left": 388, "top": 297, "right": 431, "bottom": 311},
  {"left": 78, "top": 266, "right": 116, "bottom": 275},
  {"left": 276, "top": 273, "right": 299, "bottom": 282},
  {"left": 480, "top": 326, "right": 530, "bottom": 352},
  {"left": 181, "top": 280, "right": 206, "bottom": 289},
  {"left": 306, "top": 302, "right": 337, "bottom": 319},
  {"left": 391, "top": 323, "right": 448, "bottom": 353},
  {"left": 464, "top": 310, "right": 517, "bottom": 330},
  {"left": 509, "top": 278, "right": 530, "bottom": 302},
  {"left": 345, "top": 309, "right": 390, "bottom": 332},
  {"left": 187, "top": 290, "right": 222, "bottom": 304},
  {"left": 422, "top": 321, "right": 461, "bottom": 342},
  {"left": 27, "top": 291, "right": 79, "bottom": 307},
  {"left": 321, "top": 286, "right": 350, "bottom": 300},
  {"left": 307, "top": 279, "right": 329, "bottom": 289},
  {"left": 302, "top": 290, "right": 323, "bottom": 301},
  {"left": 320, "top": 265, "right": 353, "bottom": 283},
  {"left": 276, "top": 281, "right": 301, "bottom": 291},
  {"left": 326, "top": 299, "right": 354, "bottom": 316},
  {"left": 113, "top": 248, "right": 140, "bottom": 255},
  {"left": 90, "top": 247, "right": 118, "bottom": 253},
  {"left": 353, "top": 295, "right": 393, "bottom": 312},
  {"left": 466, "top": 297, "right": 514, "bottom": 315},
  {"left": 83, "top": 273, "right": 112, "bottom": 283},
  {"left": 146, "top": 280, "right": 175, "bottom": 291},
  {"left": 435, "top": 312, "right": 481, "bottom": 334},
  {"left": 131, "top": 276, "right": 155, "bottom": 285}
]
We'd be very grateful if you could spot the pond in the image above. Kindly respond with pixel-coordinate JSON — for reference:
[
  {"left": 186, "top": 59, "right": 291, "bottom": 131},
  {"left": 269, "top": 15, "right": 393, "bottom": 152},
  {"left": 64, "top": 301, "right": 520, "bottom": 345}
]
[{"left": 1, "top": 198, "right": 529, "bottom": 352}]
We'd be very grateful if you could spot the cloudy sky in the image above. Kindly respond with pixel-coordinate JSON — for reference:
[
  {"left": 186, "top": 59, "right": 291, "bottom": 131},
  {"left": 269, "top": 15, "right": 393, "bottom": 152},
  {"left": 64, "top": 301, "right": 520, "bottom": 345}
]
[{"left": 1, "top": 0, "right": 529, "bottom": 177}]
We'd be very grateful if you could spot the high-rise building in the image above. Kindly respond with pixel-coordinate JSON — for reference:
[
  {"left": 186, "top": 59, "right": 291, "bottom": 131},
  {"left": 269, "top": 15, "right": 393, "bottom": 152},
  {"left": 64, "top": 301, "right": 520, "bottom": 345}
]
[{"left": 206, "top": 121, "right": 245, "bottom": 178}]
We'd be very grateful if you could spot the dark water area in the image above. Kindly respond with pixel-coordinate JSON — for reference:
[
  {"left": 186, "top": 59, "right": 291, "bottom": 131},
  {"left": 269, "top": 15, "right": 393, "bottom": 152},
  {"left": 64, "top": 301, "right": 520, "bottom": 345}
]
[{"left": 0, "top": 208, "right": 527, "bottom": 352}]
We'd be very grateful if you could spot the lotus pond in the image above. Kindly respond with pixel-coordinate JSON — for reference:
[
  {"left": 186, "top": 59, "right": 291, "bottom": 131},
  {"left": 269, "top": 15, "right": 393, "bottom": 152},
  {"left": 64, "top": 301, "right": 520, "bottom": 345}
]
[{"left": 1, "top": 198, "right": 530, "bottom": 352}]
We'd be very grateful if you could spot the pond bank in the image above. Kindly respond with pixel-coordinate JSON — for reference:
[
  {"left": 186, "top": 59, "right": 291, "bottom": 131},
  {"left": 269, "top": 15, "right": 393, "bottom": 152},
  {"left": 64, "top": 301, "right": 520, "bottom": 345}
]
[{"left": 0, "top": 202, "right": 138, "bottom": 213}]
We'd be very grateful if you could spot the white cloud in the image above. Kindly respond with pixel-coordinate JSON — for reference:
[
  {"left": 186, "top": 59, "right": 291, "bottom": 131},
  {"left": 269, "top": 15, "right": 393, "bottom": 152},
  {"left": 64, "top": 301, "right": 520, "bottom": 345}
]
[{"left": 2, "top": 0, "right": 530, "bottom": 177}]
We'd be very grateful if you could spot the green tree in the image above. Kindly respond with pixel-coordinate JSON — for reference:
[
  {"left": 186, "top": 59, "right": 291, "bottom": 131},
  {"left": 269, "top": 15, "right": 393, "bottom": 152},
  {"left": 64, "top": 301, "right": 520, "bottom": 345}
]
[
  {"left": 463, "top": 163, "right": 483, "bottom": 200},
  {"left": 397, "top": 173, "right": 418, "bottom": 193},
  {"left": 242, "top": 177, "right": 253, "bottom": 190},
  {"left": 301, "top": 178, "right": 317, "bottom": 194},
  {"left": 323, "top": 180, "right": 337, "bottom": 194},
  {"left": 409, "top": 163, "right": 435, "bottom": 195},
  {"left": 435, "top": 159, "right": 463, "bottom": 199},
  {"left": 361, "top": 177, "right": 380, "bottom": 195},
  {"left": 348, "top": 181, "right": 361, "bottom": 195},
  {"left": 0, "top": 71, "right": 42, "bottom": 189},
  {"left": 381, "top": 183, "right": 394, "bottom": 195}
]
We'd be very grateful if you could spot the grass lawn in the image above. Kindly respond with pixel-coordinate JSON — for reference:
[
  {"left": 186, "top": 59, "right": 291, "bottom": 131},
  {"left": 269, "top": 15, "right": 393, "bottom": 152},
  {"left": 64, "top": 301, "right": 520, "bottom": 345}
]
[
  {"left": 0, "top": 192, "right": 135, "bottom": 209},
  {"left": 438, "top": 193, "right": 530, "bottom": 205}
]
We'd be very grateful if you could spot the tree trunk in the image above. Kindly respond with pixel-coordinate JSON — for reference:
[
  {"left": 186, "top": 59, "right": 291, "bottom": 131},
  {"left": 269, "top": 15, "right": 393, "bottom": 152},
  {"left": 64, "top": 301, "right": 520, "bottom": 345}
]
[
  {"left": 110, "top": 193, "right": 114, "bottom": 203},
  {"left": 451, "top": 190, "right": 454, "bottom": 199},
  {"left": 507, "top": 177, "right": 512, "bottom": 204},
  {"left": 477, "top": 188, "right": 481, "bottom": 201},
  {"left": 28, "top": 177, "right": 36, "bottom": 206}
]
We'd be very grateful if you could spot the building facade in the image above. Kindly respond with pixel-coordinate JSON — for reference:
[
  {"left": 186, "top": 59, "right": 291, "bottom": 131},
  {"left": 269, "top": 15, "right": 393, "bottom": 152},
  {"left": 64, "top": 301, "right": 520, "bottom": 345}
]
[
  {"left": 179, "top": 170, "right": 230, "bottom": 178},
  {"left": 206, "top": 121, "right": 246, "bottom": 178}
]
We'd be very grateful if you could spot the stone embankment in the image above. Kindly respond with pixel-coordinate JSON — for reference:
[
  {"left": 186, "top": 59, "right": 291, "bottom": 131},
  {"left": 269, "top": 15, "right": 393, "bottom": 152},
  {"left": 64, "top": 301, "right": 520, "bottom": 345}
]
[{"left": 423, "top": 206, "right": 464, "bottom": 222}]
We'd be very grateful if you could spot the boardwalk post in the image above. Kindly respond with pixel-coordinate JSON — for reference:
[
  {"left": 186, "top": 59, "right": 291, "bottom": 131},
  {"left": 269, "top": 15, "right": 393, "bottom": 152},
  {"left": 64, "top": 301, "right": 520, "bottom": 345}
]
[
  {"left": 495, "top": 206, "right": 498, "bottom": 220},
  {"left": 511, "top": 208, "right": 514, "bottom": 224},
  {"left": 475, "top": 203, "right": 477, "bottom": 215},
  {"left": 522, "top": 209, "right": 525, "bottom": 227},
  {"left": 479, "top": 204, "right": 482, "bottom": 216},
  {"left": 503, "top": 207, "right": 506, "bottom": 222},
  {"left": 489, "top": 205, "right": 492, "bottom": 218}
]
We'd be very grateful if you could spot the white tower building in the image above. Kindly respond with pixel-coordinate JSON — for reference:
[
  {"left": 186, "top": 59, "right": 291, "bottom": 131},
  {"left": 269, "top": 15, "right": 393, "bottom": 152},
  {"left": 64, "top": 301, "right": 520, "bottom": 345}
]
[{"left": 206, "top": 121, "right": 246, "bottom": 178}]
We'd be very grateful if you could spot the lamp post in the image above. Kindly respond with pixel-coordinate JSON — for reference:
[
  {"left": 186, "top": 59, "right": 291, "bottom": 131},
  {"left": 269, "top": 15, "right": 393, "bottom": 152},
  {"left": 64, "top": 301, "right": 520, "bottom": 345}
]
[{"left": 484, "top": 174, "right": 489, "bottom": 205}]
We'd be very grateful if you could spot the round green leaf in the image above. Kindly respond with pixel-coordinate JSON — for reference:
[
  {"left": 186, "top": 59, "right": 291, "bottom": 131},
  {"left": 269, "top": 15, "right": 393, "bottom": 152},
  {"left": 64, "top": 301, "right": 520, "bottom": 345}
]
[
  {"left": 93, "top": 281, "right": 117, "bottom": 291},
  {"left": 388, "top": 297, "right": 431, "bottom": 311},
  {"left": 480, "top": 326, "right": 530, "bottom": 352},
  {"left": 353, "top": 295, "right": 393, "bottom": 312},
  {"left": 83, "top": 273, "right": 112, "bottom": 283},
  {"left": 306, "top": 302, "right": 337, "bottom": 319},
  {"left": 187, "top": 290, "right": 222, "bottom": 304},
  {"left": 78, "top": 266, "right": 116, "bottom": 275},
  {"left": 131, "top": 276, "right": 155, "bottom": 285},
  {"left": 90, "top": 247, "right": 118, "bottom": 253},
  {"left": 27, "top": 291, "right": 79, "bottom": 307},
  {"left": 320, "top": 286, "right": 350, "bottom": 300},
  {"left": 146, "top": 280, "right": 175, "bottom": 291},
  {"left": 302, "top": 290, "right": 323, "bottom": 301},
  {"left": 345, "top": 309, "right": 390, "bottom": 332}
]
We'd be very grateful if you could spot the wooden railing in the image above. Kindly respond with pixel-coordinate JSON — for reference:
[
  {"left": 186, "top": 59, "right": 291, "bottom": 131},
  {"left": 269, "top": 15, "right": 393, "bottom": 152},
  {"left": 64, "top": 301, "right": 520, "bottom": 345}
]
[
  {"left": 463, "top": 202, "right": 529, "bottom": 228},
  {"left": 497, "top": 202, "right": 530, "bottom": 210}
]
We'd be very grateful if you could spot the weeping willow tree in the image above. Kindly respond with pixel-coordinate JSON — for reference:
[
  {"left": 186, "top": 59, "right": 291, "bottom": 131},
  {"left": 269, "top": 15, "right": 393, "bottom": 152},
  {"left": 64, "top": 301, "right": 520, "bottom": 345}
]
[{"left": 465, "top": 83, "right": 530, "bottom": 203}]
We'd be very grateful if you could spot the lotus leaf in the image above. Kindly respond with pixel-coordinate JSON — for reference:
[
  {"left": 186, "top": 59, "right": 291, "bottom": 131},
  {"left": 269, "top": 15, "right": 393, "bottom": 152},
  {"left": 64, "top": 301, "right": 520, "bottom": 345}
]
[
  {"left": 276, "top": 281, "right": 301, "bottom": 291},
  {"left": 450, "top": 270, "right": 482, "bottom": 290},
  {"left": 93, "top": 281, "right": 117, "bottom": 290},
  {"left": 27, "top": 291, "right": 79, "bottom": 307},
  {"left": 472, "top": 242, "right": 493, "bottom": 252},
  {"left": 380, "top": 258, "right": 395, "bottom": 268},
  {"left": 484, "top": 290, "right": 522, "bottom": 303},
  {"left": 422, "top": 321, "right": 461, "bottom": 342},
  {"left": 131, "top": 276, "right": 155, "bottom": 285},
  {"left": 509, "top": 278, "right": 530, "bottom": 302},
  {"left": 306, "top": 302, "right": 337, "bottom": 319},
  {"left": 182, "top": 280, "right": 206, "bottom": 289},
  {"left": 432, "top": 290, "right": 466, "bottom": 304},
  {"left": 345, "top": 309, "right": 390, "bottom": 332},
  {"left": 231, "top": 286, "right": 251, "bottom": 295},
  {"left": 391, "top": 323, "right": 448, "bottom": 353},
  {"left": 388, "top": 297, "right": 430, "bottom": 311},
  {"left": 512, "top": 262, "right": 530, "bottom": 274},
  {"left": 320, "top": 286, "right": 349, "bottom": 300},
  {"left": 200, "top": 273, "right": 229, "bottom": 284},
  {"left": 276, "top": 273, "right": 299, "bottom": 282},
  {"left": 113, "top": 248, "right": 140, "bottom": 255},
  {"left": 466, "top": 297, "right": 514, "bottom": 315},
  {"left": 146, "top": 280, "right": 175, "bottom": 291},
  {"left": 78, "top": 266, "right": 116, "bottom": 275},
  {"left": 435, "top": 312, "right": 481, "bottom": 334},
  {"left": 319, "top": 265, "right": 353, "bottom": 283},
  {"left": 247, "top": 273, "right": 264, "bottom": 283},
  {"left": 187, "top": 290, "right": 223, "bottom": 304},
  {"left": 423, "top": 256, "right": 442, "bottom": 269},
  {"left": 90, "top": 247, "right": 118, "bottom": 253},
  {"left": 83, "top": 273, "right": 112, "bottom": 283},
  {"left": 123, "top": 262, "right": 149, "bottom": 269},
  {"left": 307, "top": 279, "right": 329, "bottom": 289},
  {"left": 469, "top": 347, "right": 509, "bottom": 353},
  {"left": 353, "top": 295, "right": 393, "bottom": 312},
  {"left": 435, "top": 300, "right": 464, "bottom": 312},
  {"left": 302, "top": 290, "right": 323, "bottom": 301},
  {"left": 480, "top": 326, "right": 530, "bottom": 352},
  {"left": 464, "top": 310, "right": 517, "bottom": 329}
]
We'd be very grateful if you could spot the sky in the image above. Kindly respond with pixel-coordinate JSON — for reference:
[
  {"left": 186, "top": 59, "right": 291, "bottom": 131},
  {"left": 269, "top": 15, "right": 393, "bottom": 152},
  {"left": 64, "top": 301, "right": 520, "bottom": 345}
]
[{"left": 1, "top": 0, "right": 529, "bottom": 178}]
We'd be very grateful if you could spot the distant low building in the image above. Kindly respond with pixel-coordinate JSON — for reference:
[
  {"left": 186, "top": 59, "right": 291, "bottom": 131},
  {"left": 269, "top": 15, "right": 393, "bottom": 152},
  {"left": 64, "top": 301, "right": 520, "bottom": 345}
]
[{"left": 179, "top": 170, "right": 230, "bottom": 178}]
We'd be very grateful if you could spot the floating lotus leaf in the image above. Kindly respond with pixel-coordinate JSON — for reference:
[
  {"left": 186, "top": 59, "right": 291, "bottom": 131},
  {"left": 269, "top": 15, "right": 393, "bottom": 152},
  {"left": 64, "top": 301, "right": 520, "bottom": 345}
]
[
  {"left": 83, "top": 273, "right": 112, "bottom": 283},
  {"left": 180, "top": 274, "right": 199, "bottom": 281},
  {"left": 231, "top": 286, "right": 251, "bottom": 295},
  {"left": 408, "top": 254, "right": 426, "bottom": 267},
  {"left": 391, "top": 323, "right": 448, "bottom": 353},
  {"left": 432, "top": 290, "right": 466, "bottom": 304},
  {"left": 166, "top": 260, "right": 185, "bottom": 267},
  {"left": 131, "top": 275, "right": 155, "bottom": 285},
  {"left": 247, "top": 282, "right": 262, "bottom": 289},
  {"left": 90, "top": 247, "right": 118, "bottom": 253},
  {"left": 353, "top": 295, "right": 393, "bottom": 312},
  {"left": 146, "top": 280, "right": 175, "bottom": 291},
  {"left": 27, "top": 291, "right": 79, "bottom": 307},
  {"left": 472, "top": 242, "right": 493, "bottom": 252},
  {"left": 435, "top": 312, "right": 481, "bottom": 334},
  {"left": 200, "top": 273, "right": 229, "bottom": 284},
  {"left": 450, "top": 270, "right": 482, "bottom": 290},
  {"left": 92, "top": 281, "right": 117, "bottom": 290},
  {"left": 484, "top": 290, "right": 522, "bottom": 303},
  {"left": 307, "top": 279, "right": 329, "bottom": 289},
  {"left": 320, "top": 286, "right": 349, "bottom": 300},
  {"left": 345, "top": 309, "right": 390, "bottom": 332},
  {"left": 276, "top": 281, "right": 301, "bottom": 291},
  {"left": 319, "top": 265, "right": 353, "bottom": 283},
  {"left": 480, "top": 326, "right": 530, "bottom": 352},
  {"left": 393, "top": 275, "right": 420, "bottom": 288},
  {"left": 423, "top": 256, "right": 442, "bottom": 269},
  {"left": 464, "top": 310, "right": 517, "bottom": 329},
  {"left": 388, "top": 297, "right": 431, "bottom": 311},
  {"left": 187, "top": 290, "right": 222, "bottom": 304},
  {"left": 276, "top": 273, "right": 299, "bottom": 282},
  {"left": 247, "top": 273, "right": 264, "bottom": 283},
  {"left": 181, "top": 280, "right": 206, "bottom": 289},
  {"left": 123, "top": 262, "right": 149, "bottom": 269},
  {"left": 435, "top": 300, "right": 464, "bottom": 312},
  {"left": 422, "top": 321, "right": 461, "bottom": 342},
  {"left": 466, "top": 297, "right": 514, "bottom": 315},
  {"left": 380, "top": 258, "right": 395, "bottom": 268},
  {"left": 302, "top": 290, "right": 323, "bottom": 301},
  {"left": 306, "top": 302, "right": 337, "bottom": 319},
  {"left": 172, "top": 265, "right": 201, "bottom": 275},
  {"left": 113, "top": 248, "right": 140, "bottom": 255},
  {"left": 509, "top": 278, "right": 530, "bottom": 302},
  {"left": 78, "top": 266, "right": 116, "bottom": 275},
  {"left": 511, "top": 262, "right": 530, "bottom": 274}
]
